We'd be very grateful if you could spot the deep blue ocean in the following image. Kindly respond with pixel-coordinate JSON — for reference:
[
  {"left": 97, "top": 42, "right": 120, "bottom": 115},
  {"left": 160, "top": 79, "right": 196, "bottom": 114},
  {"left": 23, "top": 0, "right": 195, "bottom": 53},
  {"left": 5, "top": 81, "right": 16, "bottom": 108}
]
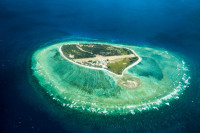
[{"left": 1, "top": 0, "right": 200, "bottom": 132}]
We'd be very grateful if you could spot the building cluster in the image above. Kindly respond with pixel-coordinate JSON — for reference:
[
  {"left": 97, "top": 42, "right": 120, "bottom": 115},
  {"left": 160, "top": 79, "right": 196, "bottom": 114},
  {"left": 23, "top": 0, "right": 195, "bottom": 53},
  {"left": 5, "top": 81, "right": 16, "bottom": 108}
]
[
  {"left": 95, "top": 59, "right": 108, "bottom": 69},
  {"left": 77, "top": 59, "right": 109, "bottom": 69}
]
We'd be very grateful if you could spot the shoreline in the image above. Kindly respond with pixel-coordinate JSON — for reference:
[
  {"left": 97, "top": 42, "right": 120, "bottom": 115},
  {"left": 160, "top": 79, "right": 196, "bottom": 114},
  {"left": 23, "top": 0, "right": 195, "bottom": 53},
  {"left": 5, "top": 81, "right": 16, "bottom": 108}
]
[
  {"left": 32, "top": 41, "right": 191, "bottom": 114},
  {"left": 59, "top": 43, "right": 142, "bottom": 77}
]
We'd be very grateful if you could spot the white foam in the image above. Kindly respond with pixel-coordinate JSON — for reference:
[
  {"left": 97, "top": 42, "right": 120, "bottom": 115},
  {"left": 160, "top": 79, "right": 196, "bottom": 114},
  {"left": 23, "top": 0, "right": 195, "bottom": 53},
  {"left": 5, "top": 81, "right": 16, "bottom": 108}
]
[
  {"left": 32, "top": 41, "right": 191, "bottom": 115},
  {"left": 165, "top": 103, "right": 170, "bottom": 106}
]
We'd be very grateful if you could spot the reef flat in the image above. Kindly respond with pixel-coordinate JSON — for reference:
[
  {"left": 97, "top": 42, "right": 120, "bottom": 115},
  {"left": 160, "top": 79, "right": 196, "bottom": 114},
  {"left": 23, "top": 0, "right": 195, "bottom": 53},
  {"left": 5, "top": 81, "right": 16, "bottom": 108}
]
[{"left": 31, "top": 40, "right": 190, "bottom": 115}]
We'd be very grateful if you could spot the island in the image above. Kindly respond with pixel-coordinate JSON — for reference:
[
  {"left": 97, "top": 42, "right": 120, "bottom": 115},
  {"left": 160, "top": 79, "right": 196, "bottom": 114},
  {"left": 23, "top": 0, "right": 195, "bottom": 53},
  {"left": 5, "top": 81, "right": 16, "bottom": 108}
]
[
  {"left": 31, "top": 40, "right": 190, "bottom": 115},
  {"left": 59, "top": 43, "right": 140, "bottom": 76}
]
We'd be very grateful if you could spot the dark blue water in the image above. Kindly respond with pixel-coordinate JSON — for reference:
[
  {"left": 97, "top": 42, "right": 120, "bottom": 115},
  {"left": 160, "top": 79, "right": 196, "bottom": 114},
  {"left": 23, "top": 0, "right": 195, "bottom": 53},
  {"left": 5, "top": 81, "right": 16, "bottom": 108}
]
[{"left": 1, "top": 0, "right": 200, "bottom": 132}]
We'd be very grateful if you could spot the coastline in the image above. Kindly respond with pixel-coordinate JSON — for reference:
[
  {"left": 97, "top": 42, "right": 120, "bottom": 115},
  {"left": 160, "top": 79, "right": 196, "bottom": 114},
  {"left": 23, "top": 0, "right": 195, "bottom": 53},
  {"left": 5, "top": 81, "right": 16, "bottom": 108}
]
[
  {"left": 59, "top": 43, "right": 142, "bottom": 77},
  {"left": 32, "top": 41, "right": 191, "bottom": 114}
]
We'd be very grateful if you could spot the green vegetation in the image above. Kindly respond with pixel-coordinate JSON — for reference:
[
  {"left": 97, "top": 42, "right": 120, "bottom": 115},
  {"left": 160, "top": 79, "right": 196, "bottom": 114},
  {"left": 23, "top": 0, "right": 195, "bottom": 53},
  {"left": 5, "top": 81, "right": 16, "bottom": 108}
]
[
  {"left": 61, "top": 43, "right": 139, "bottom": 75},
  {"left": 61, "top": 44, "right": 95, "bottom": 59},
  {"left": 61, "top": 43, "right": 133, "bottom": 59},
  {"left": 107, "top": 57, "right": 138, "bottom": 75},
  {"left": 81, "top": 43, "right": 132, "bottom": 56}
]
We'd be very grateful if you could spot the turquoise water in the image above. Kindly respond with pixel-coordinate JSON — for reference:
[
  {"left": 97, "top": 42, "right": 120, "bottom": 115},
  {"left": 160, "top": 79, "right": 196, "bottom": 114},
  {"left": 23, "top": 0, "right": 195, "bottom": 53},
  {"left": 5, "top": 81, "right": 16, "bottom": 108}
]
[
  {"left": 2, "top": 0, "right": 200, "bottom": 132},
  {"left": 31, "top": 40, "right": 190, "bottom": 115}
]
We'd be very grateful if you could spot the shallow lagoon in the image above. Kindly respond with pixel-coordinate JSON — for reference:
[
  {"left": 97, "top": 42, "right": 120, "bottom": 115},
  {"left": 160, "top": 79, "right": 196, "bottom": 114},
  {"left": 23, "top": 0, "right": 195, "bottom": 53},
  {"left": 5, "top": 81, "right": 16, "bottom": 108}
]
[
  {"left": 2, "top": 0, "right": 200, "bottom": 132},
  {"left": 31, "top": 40, "right": 190, "bottom": 115}
]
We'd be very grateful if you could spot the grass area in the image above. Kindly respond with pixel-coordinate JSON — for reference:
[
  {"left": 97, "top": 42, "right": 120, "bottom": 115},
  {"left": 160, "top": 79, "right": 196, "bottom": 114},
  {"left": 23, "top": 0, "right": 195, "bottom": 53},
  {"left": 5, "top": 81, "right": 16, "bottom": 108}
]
[{"left": 107, "top": 57, "right": 138, "bottom": 75}]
